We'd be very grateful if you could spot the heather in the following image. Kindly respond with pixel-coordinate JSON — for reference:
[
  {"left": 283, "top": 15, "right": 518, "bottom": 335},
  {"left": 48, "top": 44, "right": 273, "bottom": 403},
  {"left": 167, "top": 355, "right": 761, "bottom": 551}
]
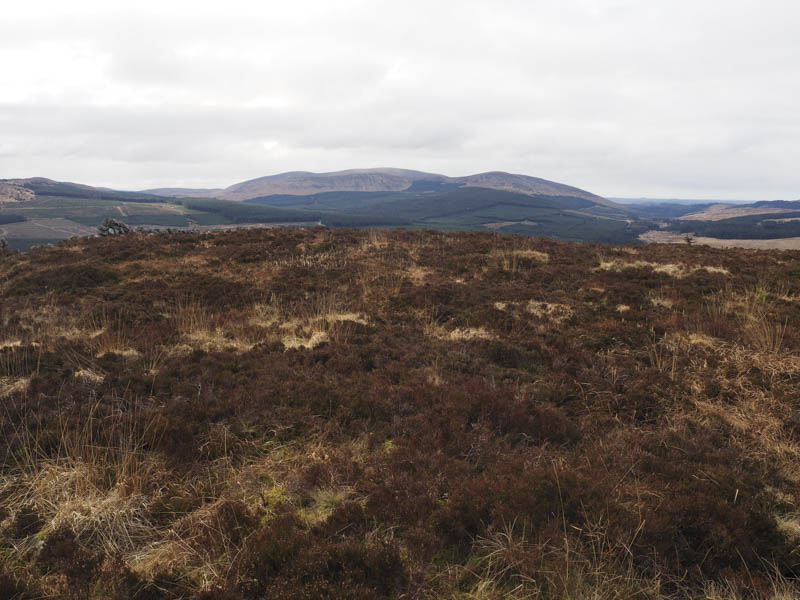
[{"left": 1, "top": 228, "right": 799, "bottom": 599}]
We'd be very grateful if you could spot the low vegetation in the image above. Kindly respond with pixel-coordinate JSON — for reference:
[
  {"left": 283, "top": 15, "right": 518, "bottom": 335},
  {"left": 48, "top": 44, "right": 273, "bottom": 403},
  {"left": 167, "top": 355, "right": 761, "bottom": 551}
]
[{"left": 1, "top": 229, "right": 800, "bottom": 598}]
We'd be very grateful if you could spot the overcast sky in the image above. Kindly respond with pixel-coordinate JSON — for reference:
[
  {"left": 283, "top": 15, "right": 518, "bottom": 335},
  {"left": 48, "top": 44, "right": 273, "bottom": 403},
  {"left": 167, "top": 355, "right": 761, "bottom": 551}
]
[{"left": 1, "top": 0, "right": 798, "bottom": 199}]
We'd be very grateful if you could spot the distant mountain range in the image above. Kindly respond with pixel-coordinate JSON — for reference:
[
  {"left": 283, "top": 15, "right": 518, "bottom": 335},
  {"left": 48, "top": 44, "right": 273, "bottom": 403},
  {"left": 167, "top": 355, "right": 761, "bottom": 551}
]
[{"left": 144, "top": 168, "right": 619, "bottom": 207}]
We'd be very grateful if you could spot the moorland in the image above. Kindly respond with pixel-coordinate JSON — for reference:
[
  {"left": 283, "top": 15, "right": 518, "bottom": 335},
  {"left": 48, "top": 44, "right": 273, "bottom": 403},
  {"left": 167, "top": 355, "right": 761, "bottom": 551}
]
[{"left": 1, "top": 227, "right": 800, "bottom": 598}]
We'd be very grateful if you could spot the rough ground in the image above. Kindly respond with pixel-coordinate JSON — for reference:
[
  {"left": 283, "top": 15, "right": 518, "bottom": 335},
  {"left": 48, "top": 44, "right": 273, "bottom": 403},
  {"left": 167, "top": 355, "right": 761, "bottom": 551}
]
[{"left": 1, "top": 228, "right": 800, "bottom": 599}]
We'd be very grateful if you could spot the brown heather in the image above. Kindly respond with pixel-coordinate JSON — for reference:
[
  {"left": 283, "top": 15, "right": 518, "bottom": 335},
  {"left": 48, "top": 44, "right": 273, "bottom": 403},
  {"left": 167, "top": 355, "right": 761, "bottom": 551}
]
[{"left": 0, "top": 228, "right": 799, "bottom": 599}]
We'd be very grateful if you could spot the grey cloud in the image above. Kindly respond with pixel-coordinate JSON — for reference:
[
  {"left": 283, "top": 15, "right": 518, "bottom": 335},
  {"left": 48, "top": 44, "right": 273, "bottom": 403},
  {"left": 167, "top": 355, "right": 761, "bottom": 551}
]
[{"left": 1, "top": 0, "right": 799, "bottom": 198}]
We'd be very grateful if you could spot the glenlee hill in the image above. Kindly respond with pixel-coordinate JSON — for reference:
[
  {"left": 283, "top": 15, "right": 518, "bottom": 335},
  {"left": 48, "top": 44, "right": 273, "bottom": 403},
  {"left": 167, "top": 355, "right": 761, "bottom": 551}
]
[{"left": 1, "top": 170, "right": 800, "bottom": 598}]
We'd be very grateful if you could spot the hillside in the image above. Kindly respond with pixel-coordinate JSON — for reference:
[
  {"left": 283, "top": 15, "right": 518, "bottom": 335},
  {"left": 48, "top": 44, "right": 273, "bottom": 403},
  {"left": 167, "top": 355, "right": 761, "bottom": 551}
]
[
  {"left": 629, "top": 200, "right": 800, "bottom": 248},
  {"left": 1, "top": 174, "right": 648, "bottom": 250},
  {"left": 1, "top": 229, "right": 800, "bottom": 598},
  {"left": 145, "top": 168, "right": 611, "bottom": 205},
  {"left": 5, "top": 174, "right": 800, "bottom": 252},
  {"left": 246, "top": 185, "right": 644, "bottom": 243},
  {"left": 0, "top": 178, "right": 404, "bottom": 251}
]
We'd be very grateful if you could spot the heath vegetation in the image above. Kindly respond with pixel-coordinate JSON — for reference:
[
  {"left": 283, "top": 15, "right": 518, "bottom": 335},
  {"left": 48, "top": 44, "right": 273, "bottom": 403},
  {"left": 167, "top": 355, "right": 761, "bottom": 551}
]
[{"left": 1, "top": 228, "right": 799, "bottom": 598}]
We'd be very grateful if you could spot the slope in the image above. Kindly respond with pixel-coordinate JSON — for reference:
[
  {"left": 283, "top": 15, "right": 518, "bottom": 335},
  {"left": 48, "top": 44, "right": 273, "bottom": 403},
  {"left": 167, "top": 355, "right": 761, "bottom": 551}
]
[{"left": 145, "top": 168, "right": 614, "bottom": 207}]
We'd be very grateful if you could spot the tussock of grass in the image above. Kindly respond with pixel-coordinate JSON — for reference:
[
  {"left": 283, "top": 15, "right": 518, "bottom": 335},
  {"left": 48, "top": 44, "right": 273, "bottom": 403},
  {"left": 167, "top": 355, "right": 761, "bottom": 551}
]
[
  {"left": 596, "top": 258, "right": 730, "bottom": 278},
  {"left": 526, "top": 300, "right": 573, "bottom": 322},
  {"left": 282, "top": 330, "right": 329, "bottom": 350},
  {"left": 426, "top": 320, "right": 496, "bottom": 341},
  {"left": 0, "top": 376, "right": 29, "bottom": 398}
]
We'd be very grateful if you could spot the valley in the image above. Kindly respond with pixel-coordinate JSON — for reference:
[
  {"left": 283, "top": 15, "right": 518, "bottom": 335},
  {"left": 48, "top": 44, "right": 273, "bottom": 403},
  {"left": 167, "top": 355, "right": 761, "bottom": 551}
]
[{"left": 2, "top": 171, "right": 799, "bottom": 253}]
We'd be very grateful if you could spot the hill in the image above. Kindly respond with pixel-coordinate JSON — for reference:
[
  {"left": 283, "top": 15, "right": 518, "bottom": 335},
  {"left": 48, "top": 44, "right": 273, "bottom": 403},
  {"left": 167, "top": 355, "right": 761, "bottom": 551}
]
[
  {"left": 6, "top": 174, "right": 799, "bottom": 250},
  {"left": 145, "top": 168, "right": 613, "bottom": 205},
  {"left": 0, "top": 178, "right": 405, "bottom": 251},
  {"left": 1, "top": 228, "right": 800, "bottom": 598},
  {"left": 1, "top": 173, "right": 649, "bottom": 250},
  {"left": 651, "top": 200, "right": 800, "bottom": 243}
]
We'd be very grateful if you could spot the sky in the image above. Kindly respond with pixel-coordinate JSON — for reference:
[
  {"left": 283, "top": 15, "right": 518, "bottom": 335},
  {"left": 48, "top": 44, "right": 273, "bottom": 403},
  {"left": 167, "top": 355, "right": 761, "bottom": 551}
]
[{"left": 1, "top": 0, "right": 798, "bottom": 199}]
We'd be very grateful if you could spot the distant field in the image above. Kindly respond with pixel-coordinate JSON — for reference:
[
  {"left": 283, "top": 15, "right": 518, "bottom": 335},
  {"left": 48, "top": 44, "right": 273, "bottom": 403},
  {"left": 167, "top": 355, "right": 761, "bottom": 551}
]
[
  {"left": 0, "top": 218, "right": 95, "bottom": 239},
  {"left": 640, "top": 229, "right": 800, "bottom": 249},
  {"left": 677, "top": 204, "right": 796, "bottom": 221}
]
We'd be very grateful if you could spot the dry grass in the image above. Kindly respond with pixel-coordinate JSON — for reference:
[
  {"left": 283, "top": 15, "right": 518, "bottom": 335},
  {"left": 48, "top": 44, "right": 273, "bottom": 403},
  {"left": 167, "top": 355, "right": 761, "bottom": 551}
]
[
  {"left": 487, "top": 248, "right": 549, "bottom": 272},
  {"left": 703, "top": 284, "right": 789, "bottom": 353},
  {"left": 0, "top": 400, "right": 167, "bottom": 558},
  {"left": 0, "top": 376, "right": 29, "bottom": 398},
  {"left": 595, "top": 258, "right": 730, "bottom": 278},
  {"left": 493, "top": 300, "right": 574, "bottom": 324},
  {"left": 282, "top": 330, "right": 330, "bottom": 350},
  {"left": 278, "top": 292, "right": 368, "bottom": 350},
  {"left": 648, "top": 288, "right": 677, "bottom": 309},
  {"left": 443, "top": 519, "right": 672, "bottom": 600},
  {"left": 526, "top": 301, "right": 573, "bottom": 323},
  {"left": 425, "top": 318, "right": 496, "bottom": 341}
]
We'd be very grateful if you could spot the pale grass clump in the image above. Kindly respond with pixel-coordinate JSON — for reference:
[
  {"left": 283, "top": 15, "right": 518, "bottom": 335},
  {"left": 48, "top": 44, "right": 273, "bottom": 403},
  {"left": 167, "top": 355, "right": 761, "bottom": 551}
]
[
  {"left": 447, "top": 520, "right": 670, "bottom": 600},
  {"left": 271, "top": 248, "right": 351, "bottom": 271},
  {"left": 487, "top": 248, "right": 549, "bottom": 273},
  {"left": 128, "top": 510, "right": 239, "bottom": 590},
  {"left": 85, "top": 311, "right": 139, "bottom": 358},
  {"left": 174, "top": 297, "right": 277, "bottom": 352},
  {"left": 644, "top": 331, "right": 680, "bottom": 377},
  {"left": 703, "top": 578, "right": 798, "bottom": 600},
  {"left": 187, "top": 326, "right": 257, "bottom": 353},
  {"left": 282, "top": 330, "right": 330, "bottom": 350},
  {"left": 355, "top": 260, "right": 408, "bottom": 304},
  {"left": 0, "top": 401, "right": 167, "bottom": 556},
  {"left": 510, "top": 249, "right": 550, "bottom": 262},
  {"left": 354, "top": 229, "right": 389, "bottom": 255},
  {"left": 775, "top": 514, "right": 800, "bottom": 544},
  {"left": 648, "top": 289, "right": 676, "bottom": 309},
  {"left": 298, "top": 486, "right": 352, "bottom": 527},
  {"left": 595, "top": 257, "right": 730, "bottom": 278},
  {"left": 133, "top": 497, "right": 250, "bottom": 590},
  {"left": 526, "top": 300, "right": 573, "bottom": 324},
  {"left": 250, "top": 296, "right": 282, "bottom": 328},
  {"left": 493, "top": 300, "right": 573, "bottom": 324},
  {"left": 0, "top": 376, "right": 29, "bottom": 398},
  {"left": 424, "top": 316, "right": 495, "bottom": 342},
  {"left": 702, "top": 285, "right": 789, "bottom": 353},
  {"left": 74, "top": 368, "right": 105, "bottom": 383},
  {"left": 174, "top": 296, "right": 212, "bottom": 336},
  {"left": 736, "top": 286, "right": 788, "bottom": 353},
  {"left": 279, "top": 292, "right": 368, "bottom": 349},
  {"left": 0, "top": 398, "right": 274, "bottom": 593},
  {"left": 0, "top": 344, "right": 39, "bottom": 397},
  {"left": 405, "top": 264, "right": 433, "bottom": 285},
  {"left": 0, "top": 343, "right": 38, "bottom": 378}
]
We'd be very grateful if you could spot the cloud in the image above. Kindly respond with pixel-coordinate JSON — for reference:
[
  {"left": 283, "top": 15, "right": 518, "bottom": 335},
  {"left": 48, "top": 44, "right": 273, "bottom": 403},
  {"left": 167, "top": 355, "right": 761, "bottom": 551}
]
[{"left": 1, "top": 0, "right": 798, "bottom": 198}]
